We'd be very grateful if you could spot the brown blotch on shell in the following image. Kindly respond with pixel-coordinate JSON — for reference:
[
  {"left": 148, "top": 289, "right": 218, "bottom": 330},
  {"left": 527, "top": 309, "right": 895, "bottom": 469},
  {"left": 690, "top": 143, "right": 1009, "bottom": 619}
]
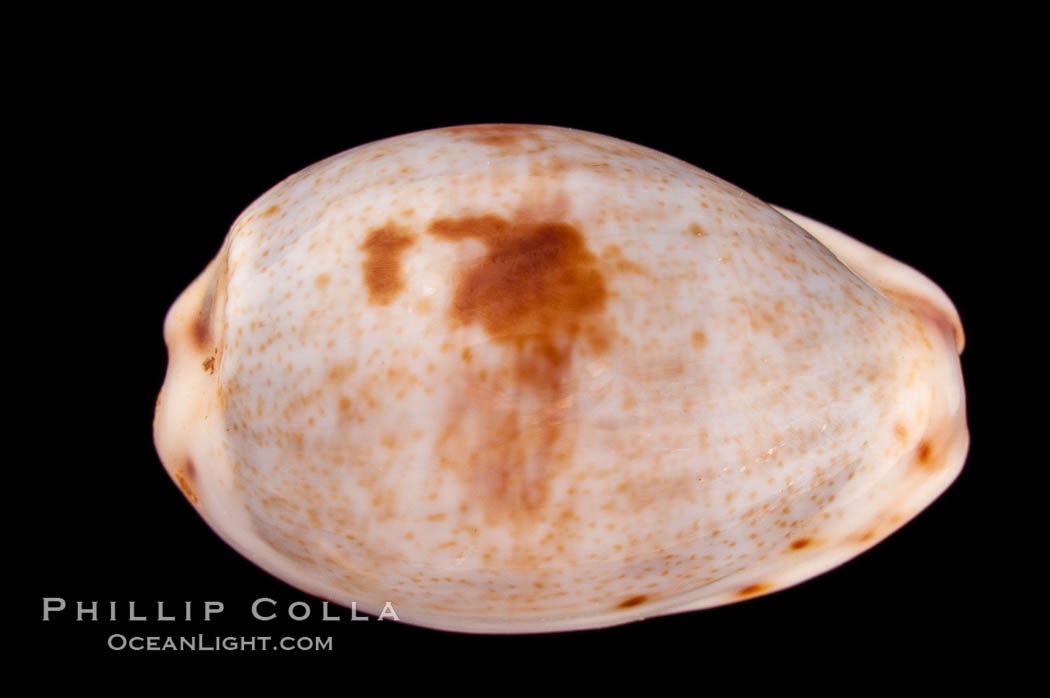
[
  {"left": 789, "top": 538, "right": 812, "bottom": 551},
  {"left": 428, "top": 215, "right": 608, "bottom": 346},
  {"left": 428, "top": 214, "right": 611, "bottom": 523},
  {"left": 202, "top": 356, "right": 215, "bottom": 374},
  {"left": 360, "top": 223, "right": 415, "bottom": 305},
  {"left": 448, "top": 124, "right": 550, "bottom": 156},
  {"left": 617, "top": 594, "right": 648, "bottom": 609}
]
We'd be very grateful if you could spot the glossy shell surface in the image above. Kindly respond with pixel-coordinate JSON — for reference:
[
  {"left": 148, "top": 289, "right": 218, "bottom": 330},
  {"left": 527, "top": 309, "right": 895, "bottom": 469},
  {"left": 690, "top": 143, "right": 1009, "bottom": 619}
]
[{"left": 153, "top": 124, "right": 968, "bottom": 633}]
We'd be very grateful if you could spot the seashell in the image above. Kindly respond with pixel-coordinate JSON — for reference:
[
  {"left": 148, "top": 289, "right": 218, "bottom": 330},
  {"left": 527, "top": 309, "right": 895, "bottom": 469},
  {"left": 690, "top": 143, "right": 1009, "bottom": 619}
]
[{"left": 153, "top": 124, "right": 968, "bottom": 633}]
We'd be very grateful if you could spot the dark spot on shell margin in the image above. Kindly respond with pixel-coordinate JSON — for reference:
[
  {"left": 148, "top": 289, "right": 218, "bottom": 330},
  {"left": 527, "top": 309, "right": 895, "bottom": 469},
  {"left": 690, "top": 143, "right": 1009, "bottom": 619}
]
[
  {"left": 175, "top": 459, "right": 199, "bottom": 506},
  {"left": 916, "top": 439, "right": 933, "bottom": 466},
  {"left": 736, "top": 583, "right": 772, "bottom": 598},
  {"left": 192, "top": 285, "right": 214, "bottom": 349},
  {"left": 617, "top": 595, "right": 648, "bottom": 609}
]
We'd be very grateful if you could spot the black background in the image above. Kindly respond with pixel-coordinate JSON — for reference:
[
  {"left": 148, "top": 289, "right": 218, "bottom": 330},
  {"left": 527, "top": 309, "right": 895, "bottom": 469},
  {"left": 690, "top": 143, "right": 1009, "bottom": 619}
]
[{"left": 21, "top": 40, "right": 1014, "bottom": 673}]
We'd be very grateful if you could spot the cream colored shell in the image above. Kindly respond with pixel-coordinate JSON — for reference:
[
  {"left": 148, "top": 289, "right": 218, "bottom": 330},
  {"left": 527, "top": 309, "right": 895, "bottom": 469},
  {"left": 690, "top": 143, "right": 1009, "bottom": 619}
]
[{"left": 153, "top": 124, "right": 968, "bottom": 633}]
